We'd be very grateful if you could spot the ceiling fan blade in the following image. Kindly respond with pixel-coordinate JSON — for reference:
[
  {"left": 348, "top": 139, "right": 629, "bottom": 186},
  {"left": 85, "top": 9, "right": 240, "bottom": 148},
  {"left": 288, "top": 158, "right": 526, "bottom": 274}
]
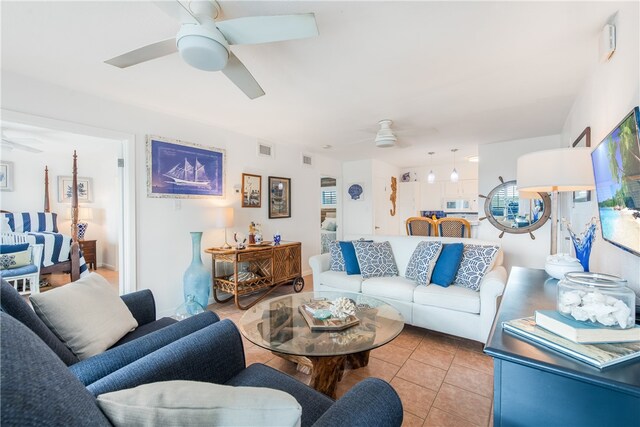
[
  {"left": 153, "top": 1, "right": 200, "bottom": 24},
  {"left": 222, "top": 52, "right": 265, "bottom": 99},
  {"left": 1, "top": 139, "right": 43, "bottom": 153},
  {"left": 105, "top": 38, "right": 177, "bottom": 68},
  {"left": 217, "top": 13, "right": 318, "bottom": 45}
]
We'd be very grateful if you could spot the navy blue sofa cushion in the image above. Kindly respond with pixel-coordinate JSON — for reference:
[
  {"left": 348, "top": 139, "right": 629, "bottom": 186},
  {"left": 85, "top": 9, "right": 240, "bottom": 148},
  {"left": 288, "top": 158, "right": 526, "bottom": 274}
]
[
  {"left": 431, "top": 243, "right": 464, "bottom": 287},
  {"left": 0, "top": 280, "right": 79, "bottom": 365},
  {"left": 0, "top": 313, "right": 112, "bottom": 427}
]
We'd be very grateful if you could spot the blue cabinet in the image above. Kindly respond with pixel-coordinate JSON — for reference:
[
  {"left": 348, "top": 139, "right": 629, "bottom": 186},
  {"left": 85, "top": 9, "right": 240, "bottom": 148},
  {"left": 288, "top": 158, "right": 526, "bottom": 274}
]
[{"left": 484, "top": 267, "right": 640, "bottom": 427}]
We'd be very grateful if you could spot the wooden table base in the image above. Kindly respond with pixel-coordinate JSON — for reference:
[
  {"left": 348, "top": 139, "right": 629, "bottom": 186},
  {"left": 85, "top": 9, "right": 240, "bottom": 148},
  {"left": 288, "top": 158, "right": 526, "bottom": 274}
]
[{"left": 273, "top": 350, "right": 371, "bottom": 399}]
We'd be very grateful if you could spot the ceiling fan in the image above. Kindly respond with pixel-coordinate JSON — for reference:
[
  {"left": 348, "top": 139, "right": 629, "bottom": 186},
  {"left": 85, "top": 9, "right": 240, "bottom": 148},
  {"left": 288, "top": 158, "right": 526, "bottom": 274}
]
[
  {"left": 104, "top": 0, "right": 319, "bottom": 99},
  {"left": 1, "top": 131, "right": 43, "bottom": 153},
  {"left": 337, "top": 119, "right": 439, "bottom": 150}
]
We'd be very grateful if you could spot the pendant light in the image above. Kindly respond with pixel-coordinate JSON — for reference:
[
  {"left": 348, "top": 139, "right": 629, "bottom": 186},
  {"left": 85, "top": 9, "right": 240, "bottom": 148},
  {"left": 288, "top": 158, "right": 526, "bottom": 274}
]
[
  {"left": 450, "top": 148, "right": 459, "bottom": 183},
  {"left": 427, "top": 152, "right": 436, "bottom": 184}
]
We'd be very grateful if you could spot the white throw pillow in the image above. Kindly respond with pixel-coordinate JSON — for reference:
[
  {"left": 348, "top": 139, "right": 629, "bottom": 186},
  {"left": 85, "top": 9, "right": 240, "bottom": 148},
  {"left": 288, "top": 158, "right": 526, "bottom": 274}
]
[
  {"left": 97, "top": 381, "right": 302, "bottom": 427},
  {"left": 30, "top": 272, "right": 138, "bottom": 360}
]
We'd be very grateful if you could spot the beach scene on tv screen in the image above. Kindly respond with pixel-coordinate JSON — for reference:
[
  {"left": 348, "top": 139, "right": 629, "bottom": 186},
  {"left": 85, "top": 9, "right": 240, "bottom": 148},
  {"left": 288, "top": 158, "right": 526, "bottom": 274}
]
[{"left": 591, "top": 111, "right": 640, "bottom": 254}]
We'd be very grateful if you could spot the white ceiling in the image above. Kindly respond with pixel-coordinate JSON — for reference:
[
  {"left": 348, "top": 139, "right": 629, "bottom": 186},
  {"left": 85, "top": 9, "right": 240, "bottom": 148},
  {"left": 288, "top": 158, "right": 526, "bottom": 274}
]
[{"left": 0, "top": 1, "right": 622, "bottom": 167}]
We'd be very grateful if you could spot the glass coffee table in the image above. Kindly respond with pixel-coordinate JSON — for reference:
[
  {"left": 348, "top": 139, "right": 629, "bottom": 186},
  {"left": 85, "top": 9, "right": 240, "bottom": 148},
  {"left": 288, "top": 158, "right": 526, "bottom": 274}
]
[{"left": 238, "top": 291, "right": 404, "bottom": 398}]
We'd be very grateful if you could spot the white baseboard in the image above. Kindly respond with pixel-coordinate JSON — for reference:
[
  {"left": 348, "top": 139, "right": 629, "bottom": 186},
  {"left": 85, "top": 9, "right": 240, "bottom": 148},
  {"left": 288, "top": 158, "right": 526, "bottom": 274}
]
[{"left": 99, "top": 263, "right": 117, "bottom": 271}]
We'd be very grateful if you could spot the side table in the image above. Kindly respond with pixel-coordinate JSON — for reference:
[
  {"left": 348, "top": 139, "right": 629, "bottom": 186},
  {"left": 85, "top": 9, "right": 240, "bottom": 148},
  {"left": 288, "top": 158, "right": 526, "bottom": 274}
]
[
  {"left": 484, "top": 267, "right": 640, "bottom": 427},
  {"left": 78, "top": 239, "right": 97, "bottom": 270},
  {"left": 205, "top": 242, "right": 304, "bottom": 310}
]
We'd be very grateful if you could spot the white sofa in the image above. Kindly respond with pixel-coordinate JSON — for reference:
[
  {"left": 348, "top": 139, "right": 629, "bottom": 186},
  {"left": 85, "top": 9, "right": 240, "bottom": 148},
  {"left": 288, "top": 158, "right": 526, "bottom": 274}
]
[{"left": 309, "top": 235, "right": 508, "bottom": 343}]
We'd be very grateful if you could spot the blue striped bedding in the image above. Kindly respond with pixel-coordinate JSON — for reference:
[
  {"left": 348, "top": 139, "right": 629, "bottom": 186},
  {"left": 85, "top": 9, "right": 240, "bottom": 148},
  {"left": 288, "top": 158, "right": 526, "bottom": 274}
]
[
  {"left": 25, "top": 232, "right": 89, "bottom": 277},
  {"left": 3, "top": 212, "right": 58, "bottom": 233}
]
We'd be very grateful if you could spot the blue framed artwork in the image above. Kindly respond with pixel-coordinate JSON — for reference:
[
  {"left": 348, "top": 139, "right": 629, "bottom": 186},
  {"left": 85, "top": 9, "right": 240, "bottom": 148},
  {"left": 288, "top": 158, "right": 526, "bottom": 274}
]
[{"left": 146, "top": 135, "right": 225, "bottom": 198}]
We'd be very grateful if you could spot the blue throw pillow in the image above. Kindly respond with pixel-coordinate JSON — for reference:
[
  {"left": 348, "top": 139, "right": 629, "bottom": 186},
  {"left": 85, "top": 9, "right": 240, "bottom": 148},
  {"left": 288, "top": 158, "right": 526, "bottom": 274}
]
[
  {"left": 339, "top": 241, "right": 361, "bottom": 275},
  {"left": 0, "top": 243, "right": 30, "bottom": 254},
  {"left": 431, "top": 243, "right": 464, "bottom": 287}
]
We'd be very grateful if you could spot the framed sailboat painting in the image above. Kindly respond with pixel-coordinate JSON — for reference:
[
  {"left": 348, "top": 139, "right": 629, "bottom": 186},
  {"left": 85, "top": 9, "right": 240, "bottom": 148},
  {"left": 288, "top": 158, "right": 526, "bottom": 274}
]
[{"left": 146, "top": 135, "right": 225, "bottom": 199}]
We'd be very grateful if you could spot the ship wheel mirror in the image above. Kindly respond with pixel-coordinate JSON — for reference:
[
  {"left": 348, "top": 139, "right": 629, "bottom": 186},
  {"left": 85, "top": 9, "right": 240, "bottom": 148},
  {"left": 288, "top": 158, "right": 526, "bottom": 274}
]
[{"left": 479, "top": 177, "right": 551, "bottom": 239}]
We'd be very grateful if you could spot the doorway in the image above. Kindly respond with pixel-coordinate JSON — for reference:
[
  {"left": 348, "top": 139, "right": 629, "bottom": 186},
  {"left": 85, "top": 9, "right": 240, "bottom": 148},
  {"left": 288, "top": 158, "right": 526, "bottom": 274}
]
[
  {"left": 1, "top": 110, "right": 136, "bottom": 294},
  {"left": 320, "top": 176, "right": 338, "bottom": 253}
]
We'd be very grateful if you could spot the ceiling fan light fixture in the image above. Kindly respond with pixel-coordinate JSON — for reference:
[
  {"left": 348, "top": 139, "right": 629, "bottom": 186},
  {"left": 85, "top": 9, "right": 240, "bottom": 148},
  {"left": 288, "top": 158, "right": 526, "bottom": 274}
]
[
  {"left": 375, "top": 119, "right": 397, "bottom": 148},
  {"left": 177, "top": 23, "right": 229, "bottom": 71}
]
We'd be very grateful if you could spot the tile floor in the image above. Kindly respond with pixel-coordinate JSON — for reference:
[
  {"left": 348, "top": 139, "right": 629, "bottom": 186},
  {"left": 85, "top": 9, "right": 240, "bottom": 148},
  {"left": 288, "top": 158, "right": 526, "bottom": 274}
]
[{"left": 208, "top": 275, "right": 495, "bottom": 427}]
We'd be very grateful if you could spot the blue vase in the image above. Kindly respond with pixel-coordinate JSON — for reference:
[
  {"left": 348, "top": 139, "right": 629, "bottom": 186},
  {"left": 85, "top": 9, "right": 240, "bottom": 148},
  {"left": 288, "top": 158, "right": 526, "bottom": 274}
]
[
  {"left": 183, "top": 232, "right": 211, "bottom": 310},
  {"left": 570, "top": 222, "right": 597, "bottom": 272}
]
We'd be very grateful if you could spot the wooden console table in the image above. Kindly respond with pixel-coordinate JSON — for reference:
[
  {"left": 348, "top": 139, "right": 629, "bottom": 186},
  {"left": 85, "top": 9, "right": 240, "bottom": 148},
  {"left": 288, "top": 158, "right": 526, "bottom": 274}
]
[
  {"left": 484, "top": 267, "right": 640, "bottom": 427},
  {"left": 205, "top": 242, "right": 304, "bottom": 310}
]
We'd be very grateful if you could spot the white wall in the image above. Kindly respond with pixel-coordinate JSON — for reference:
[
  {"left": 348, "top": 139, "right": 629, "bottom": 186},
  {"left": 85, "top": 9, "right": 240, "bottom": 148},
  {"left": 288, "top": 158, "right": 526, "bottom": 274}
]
[
  {"left": 1, "top": 71, "right": 342, "bottom": 315},
  {"left": 478, "top": 135, "right": 563, "bottom": 272},
  {"left": 341, "top": 159, "right": 400, "bottom": 236},
  {"left": 1, "top": 141, "right": 121, "bottom": 269},
  {"left": 342, "top": 159, "right": 373, "bottom": 235},
  {"left": 561, "top": 2, "right": 640, "bottom": 295}
]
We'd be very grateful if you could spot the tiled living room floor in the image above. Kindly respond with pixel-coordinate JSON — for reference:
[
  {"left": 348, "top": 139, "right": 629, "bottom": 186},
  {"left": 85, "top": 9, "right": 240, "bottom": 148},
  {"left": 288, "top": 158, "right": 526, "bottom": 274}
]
[{"left": 208, "top": 275, "right": 494, "bottom": 427}]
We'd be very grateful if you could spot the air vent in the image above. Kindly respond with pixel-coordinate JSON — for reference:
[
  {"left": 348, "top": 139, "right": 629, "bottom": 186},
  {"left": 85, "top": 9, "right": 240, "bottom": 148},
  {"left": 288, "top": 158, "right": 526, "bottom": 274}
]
[
  {"left": 257, "top": 142, "right": 273, "bottom": 158},
  {"left": 302, "top": 153, "right": 313, "bottom": 166}
]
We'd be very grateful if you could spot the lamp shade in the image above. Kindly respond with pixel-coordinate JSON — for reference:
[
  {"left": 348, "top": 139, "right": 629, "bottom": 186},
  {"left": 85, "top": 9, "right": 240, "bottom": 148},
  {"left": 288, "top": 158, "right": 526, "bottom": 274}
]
[
  {"left": 212, "top": 207, "right": 234, "bottom": 228},
  {"left": 517, "top": 148, "right": 595, "bottom": 193},
  {"left": 66, "top": 207, "right": 93, "bottom": 221}
]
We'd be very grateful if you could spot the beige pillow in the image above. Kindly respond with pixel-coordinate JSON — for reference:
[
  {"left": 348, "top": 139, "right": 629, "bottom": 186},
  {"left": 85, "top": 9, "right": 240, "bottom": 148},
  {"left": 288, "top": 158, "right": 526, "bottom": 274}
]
[
  {"left": 97, "top": 381, "right": 302, "bottom": 427},
  {"left": 30, "top": 272, "right": 137, "bottom": 360}
]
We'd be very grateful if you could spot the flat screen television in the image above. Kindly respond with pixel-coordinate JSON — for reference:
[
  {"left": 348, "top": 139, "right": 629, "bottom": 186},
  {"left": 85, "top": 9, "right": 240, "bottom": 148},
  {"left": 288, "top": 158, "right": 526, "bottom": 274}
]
[{"left": 591, "top": 106, "right": 640, "bottom": 256}]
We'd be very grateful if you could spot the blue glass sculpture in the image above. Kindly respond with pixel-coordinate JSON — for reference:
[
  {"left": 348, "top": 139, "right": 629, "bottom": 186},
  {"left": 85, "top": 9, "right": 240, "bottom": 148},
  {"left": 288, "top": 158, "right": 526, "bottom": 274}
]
[
  {"left": 566, "top": 219, "right": 597, "bottom": 272},
  {"left": 183, "top": 232, "right": 211, "bottom": 310}
]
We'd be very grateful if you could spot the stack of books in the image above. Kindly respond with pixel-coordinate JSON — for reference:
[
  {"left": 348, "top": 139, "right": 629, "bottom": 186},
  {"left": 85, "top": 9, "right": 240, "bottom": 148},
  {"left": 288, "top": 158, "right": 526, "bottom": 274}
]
[{"left": 503, "top": 310, "right": 640, "bottom": 369}]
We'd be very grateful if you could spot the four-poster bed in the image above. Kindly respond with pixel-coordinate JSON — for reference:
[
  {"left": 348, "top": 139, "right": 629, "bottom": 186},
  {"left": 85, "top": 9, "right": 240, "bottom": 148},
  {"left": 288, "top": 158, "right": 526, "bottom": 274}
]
[{"left": 2, "top": 152, "right": 87, "bottom": 282}]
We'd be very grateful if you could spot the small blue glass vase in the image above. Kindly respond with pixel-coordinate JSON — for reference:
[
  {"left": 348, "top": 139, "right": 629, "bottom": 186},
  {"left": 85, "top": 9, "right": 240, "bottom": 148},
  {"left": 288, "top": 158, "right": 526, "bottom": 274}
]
[
  {"left": 183, "top": 232, "right": 211, "bottom": 309},
  {"left": 568, "top": 220, "right": 597, "bottom": 272}
]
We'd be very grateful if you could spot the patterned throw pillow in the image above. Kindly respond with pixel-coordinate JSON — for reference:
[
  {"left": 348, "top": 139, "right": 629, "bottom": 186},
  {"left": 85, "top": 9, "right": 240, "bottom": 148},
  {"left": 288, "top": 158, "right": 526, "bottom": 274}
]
[
  {"left": 353, "top": 241, "right": 399, "bottom": 279},
  {"left": 0, "top": 244, "right": 32, "bottom": 270},
  {"left": 329, "top": 241, "right": 345, "bottom": 272},
  {"left": 405, "top": 241, "right": 443, "bottom": 285},
  {"left": 454, "top": 244, "right": 500, "bottom": 291}
]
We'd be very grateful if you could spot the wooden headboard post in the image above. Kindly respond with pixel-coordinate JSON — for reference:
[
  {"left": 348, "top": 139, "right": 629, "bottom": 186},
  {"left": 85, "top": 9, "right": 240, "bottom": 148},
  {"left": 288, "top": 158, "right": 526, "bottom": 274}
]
[
  {"left": 70, "top": 151, "right": 80, "bottom": 281},
  {"left": 44, "top": 166, "right": 50, "bottom": 213}
]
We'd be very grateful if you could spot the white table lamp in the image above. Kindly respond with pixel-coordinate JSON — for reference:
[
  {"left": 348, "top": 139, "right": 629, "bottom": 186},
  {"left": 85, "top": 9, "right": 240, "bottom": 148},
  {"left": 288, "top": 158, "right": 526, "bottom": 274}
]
[
  {"left": 212, "top": 207, "right": 234, "bottom": 249},
  {"left": 517, "top": 147, "right": 594, "bottom": 254}
]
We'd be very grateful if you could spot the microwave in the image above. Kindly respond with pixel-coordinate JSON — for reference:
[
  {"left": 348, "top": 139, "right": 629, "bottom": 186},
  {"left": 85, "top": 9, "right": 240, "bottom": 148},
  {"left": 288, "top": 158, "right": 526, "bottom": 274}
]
[{"left": 443, "top": 198, "right": 472, "bottom": 212}]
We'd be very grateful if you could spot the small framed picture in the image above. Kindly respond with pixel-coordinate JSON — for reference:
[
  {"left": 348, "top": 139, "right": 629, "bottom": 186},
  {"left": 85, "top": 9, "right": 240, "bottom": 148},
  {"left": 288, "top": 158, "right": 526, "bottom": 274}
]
[
  {"left": 58, "top": 176, "right": 93, "bottom": 202},
  {"left": 268, "top": 176, "right": 291, "bottom": 219},
  {"left": 0, "top": 161, "right": 14, "bottom": 192},
  {"left": 242, "top": 173, "right": 262, "bottom": 208}
]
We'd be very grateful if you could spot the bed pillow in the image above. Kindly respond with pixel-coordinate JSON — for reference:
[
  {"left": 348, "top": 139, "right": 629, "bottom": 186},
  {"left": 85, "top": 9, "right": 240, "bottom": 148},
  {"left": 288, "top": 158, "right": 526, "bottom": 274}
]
[
  {"left": 454, "top": 244, "right": 500, "bottom": 291},
  {"left": 405, "top": 241, "right": 443, "bottom": 286},
  {"left": 353, "top": 241, "right": 399, "bottom": 279},
  {"left": 0, "top": 246, "right": 32, "bottom": 270},
  {"left": 30, "top": 272, "right": 138, "bottom": 360},
  {"left": 329, "top": 241, "right": 345, "bottom": 272},
  {"left": 431, "top": 243, "right": 464, "bottom": 287},
  {"left": 3, "top": 212, "right": 58, "bottom": 233},
  {"left": 321, "top": 218, "right": 337, "bottom": 231},
  {"left": 97, "top": 381, "right": 302, "bottom": 427}
]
